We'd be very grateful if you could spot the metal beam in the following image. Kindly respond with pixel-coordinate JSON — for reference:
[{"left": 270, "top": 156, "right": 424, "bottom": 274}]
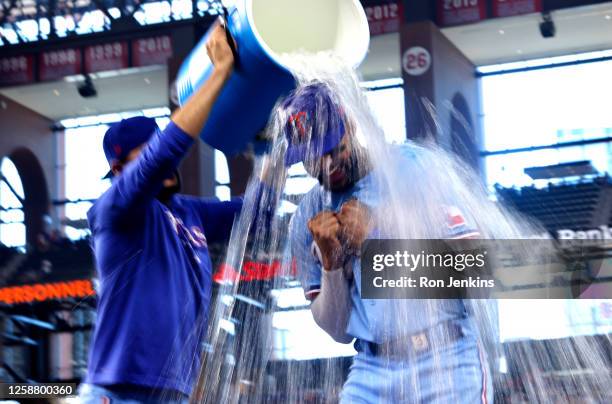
[
  {"left": 2, "top": 332, "right": 38, "bottom": 346},
  {"left": 2, "top": 363, "right": 29, "bottom": 382},
  {"left": 480, "top": 137, "right": 612, "bottom": 157},
  {"left": 11, "top": 315, "right": 55, "bottom": 331},
  {"left": 476, "top": 55, "right": 612, "bottom": 77},
  {"left": 0, "top": 174, "right": 25, "bottom": 205},
  {"left": 542, "top": 0, "right": 611, "bottom": 13},
  {"left": 0, "top": 15, "right": 209, "bottom": 56},
  {"left": 91, "top": 0, "right": 115, "bottom": 24}
]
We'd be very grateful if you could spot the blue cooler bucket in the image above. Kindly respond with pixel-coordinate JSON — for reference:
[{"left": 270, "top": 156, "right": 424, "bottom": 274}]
[{"left": 176, "top": 0, "right": 370, "bottom": 156}]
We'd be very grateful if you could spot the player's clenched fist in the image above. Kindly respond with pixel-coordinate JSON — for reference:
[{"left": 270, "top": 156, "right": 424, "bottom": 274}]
[
  {"left": 337, "top": 199, "right": 372, "bottom": 255},
  {"left": 308, "top": 211, "right": 345, "bottom": 271}
]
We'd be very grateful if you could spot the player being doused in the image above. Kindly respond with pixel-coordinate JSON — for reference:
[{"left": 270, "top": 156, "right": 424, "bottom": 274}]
[{"left": 281, "top": 82, "right": 493, "bottom": 403}]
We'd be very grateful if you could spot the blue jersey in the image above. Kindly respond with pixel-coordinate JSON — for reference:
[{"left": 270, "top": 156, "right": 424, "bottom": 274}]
[
  {"left": 86, "top": 122, "right": 242, "bottom": 395},
  {"left": 289, "top": 143, "right": 478, "bottom": 342}
]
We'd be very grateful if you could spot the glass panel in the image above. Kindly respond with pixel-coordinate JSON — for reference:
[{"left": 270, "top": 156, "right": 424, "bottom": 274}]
[
  {"left": 481, "top": 59, "right": 612, "bottom": 152},
  {"left": 0, "top": 158, "right": 25, "bottom": 199},
  {"left": 0, "top": 223, "right": 26, "bottom": 247},
  {"left": 272, "top": 309, "right": 356, "bottom": 360},
  {"left": 499, "top": 299, "right": 612, "bottom": 342},
  {"left": 62, "top": 108, "right": 172, "bottom": 234},
  {"left": 215, "top": 185, "right": 231, "bottom": 201},
  {"left": 485, "top": 143, "right": 612, "bottom": 189},
  {"left": 215, "top": 151, "right": 230, "bottom": 185},
  {"left": 0, "top": 158, "right": 25, "bottom": 247},
  {"left": 64, "top": 125, "right": 111, "bottom": 222},
  {"left": 366, "top": 87, "right": 406, "bottom": 144}
]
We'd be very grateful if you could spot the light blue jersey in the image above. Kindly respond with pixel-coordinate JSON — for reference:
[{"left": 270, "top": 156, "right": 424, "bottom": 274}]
[{"left": 289, "top": 144, "right": 478, "bottom": 343}]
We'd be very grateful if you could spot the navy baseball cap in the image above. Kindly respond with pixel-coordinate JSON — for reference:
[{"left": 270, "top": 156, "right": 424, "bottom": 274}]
[
  {"left": 281, "top": 83, "right": 346, "bottom": 166},
  {"left": 102, "top": 116, "right": 158, "bottom": 179}
]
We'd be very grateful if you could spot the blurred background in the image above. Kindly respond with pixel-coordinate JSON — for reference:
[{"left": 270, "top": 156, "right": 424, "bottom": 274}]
[{"left": 0, "top": 0, "right": 612, "bottom": 402}]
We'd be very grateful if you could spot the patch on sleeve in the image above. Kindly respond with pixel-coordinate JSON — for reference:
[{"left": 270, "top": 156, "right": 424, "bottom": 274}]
[{"left": 445, "top": 206, "right": 480, "bottom": 239}]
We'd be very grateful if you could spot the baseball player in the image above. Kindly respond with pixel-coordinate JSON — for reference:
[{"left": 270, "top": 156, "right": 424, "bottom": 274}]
[
  {"left": 79, "top": 23, "right": 240, "bottom": 403},
  {"left": 284, "top": 83, "right": 493, "bottom": 403}
]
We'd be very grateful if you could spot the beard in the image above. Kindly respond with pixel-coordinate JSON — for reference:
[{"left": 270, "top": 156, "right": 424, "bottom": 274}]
[
  {"left": 318, "top": 153, "right": 362, "bottom": 192},
  {"left": 157, "top": 170, "right": 181, "bottom": 202}
]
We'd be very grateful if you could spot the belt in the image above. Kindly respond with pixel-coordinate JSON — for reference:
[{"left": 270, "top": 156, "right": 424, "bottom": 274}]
[{"left": 354, "top": 321, "right": 465, "bottom": 359}]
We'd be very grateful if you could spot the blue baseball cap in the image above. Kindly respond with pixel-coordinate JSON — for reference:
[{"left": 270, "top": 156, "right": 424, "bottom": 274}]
[
  {"left": 281, "top": 83, "right": 346, "bottom": 166},
  {"left": 102, "top": 116, "right": 158, "bottom": 178}
]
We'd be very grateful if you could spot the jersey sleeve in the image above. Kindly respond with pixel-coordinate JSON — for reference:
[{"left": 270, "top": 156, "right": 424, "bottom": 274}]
[
  {"left": 90, "top": 122, "right": 193, "bottom": 229},
  {"left": 289, "top": 202, "right": 323, "bottom": 300}
]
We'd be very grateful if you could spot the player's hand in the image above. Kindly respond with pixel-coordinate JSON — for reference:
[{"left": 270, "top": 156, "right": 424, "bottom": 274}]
[
  {"left": 337, "top": 199, "right": 372, "bottom": 255},
  {"left": 206, "top": 21, "right": 235, "bottom": 76},
  {"left": 308, "top": 211, "right": 345, "bottom": 271}
]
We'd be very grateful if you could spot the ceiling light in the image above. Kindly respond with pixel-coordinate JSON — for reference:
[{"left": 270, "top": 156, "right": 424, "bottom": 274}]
[
  {"left": 605, "top": 15, "right": 611, "bottom": 20},
  {"left": 144, "top": 77, "right": 151, "bottom": 84},
  {"left": 499, "top": 29, "right": 505, "bottom": 35},
  {"left": 516, "top": 49, "right": 523, "bottom": 54},
  {"left": 53, "top": 89, "right": 60, "bottom": 96}
]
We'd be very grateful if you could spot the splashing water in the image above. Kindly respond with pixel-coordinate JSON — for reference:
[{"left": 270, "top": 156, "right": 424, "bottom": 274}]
[{"left": 187, "top": 53, "right": 612, "bottom": 403}]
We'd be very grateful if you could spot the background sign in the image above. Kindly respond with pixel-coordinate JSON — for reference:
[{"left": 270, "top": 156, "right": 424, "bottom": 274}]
[
  {"left": 0, "top": 55, "right": 34, "bottom": 86},
  {"left": 437, "top": 0, "right": 486, "bottom": 27},
  {"left": 85, "top": 41, "right": 129, "bottom": 73},
  {"left": 132, "top": 35, "right": 173, "bottom": 67},
  {"left": 402, "top": 46, "right": 432, "bottom": 76},
  {"left": 365, "top": 1, "right": 402, "bottom": 35},
  {"left": 493, "top": 0, "right": 542, "bottom": 18},
  {"left": 0, "top": 33, "right": 175, "bottom": 87},
  {"left": 0, "top": 279, "right": 94, "bottom": 305},
  {"left": 39, "top": 48, "right": 81, "bottom": 81}
]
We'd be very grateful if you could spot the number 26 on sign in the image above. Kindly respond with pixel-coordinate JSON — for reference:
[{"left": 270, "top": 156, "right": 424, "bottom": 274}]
[{"left": 402, "top": 47, "right": 431, "bottom": 76}]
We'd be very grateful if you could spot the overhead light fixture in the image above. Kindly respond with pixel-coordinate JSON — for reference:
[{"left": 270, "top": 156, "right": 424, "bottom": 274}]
[
  {"left": 499, "top": 29, "right": 505, "bottom": 35},
  {"left": 605, "top": 15, "right": 611, "bottom": 20},
  {"left": 539, "top": 12, "right": 556, "bottom": 38}
]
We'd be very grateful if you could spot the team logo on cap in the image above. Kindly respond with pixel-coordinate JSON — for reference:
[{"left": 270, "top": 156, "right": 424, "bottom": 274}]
[{"left": 289, "top": 111, "right": 309, "bottom": 139}]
